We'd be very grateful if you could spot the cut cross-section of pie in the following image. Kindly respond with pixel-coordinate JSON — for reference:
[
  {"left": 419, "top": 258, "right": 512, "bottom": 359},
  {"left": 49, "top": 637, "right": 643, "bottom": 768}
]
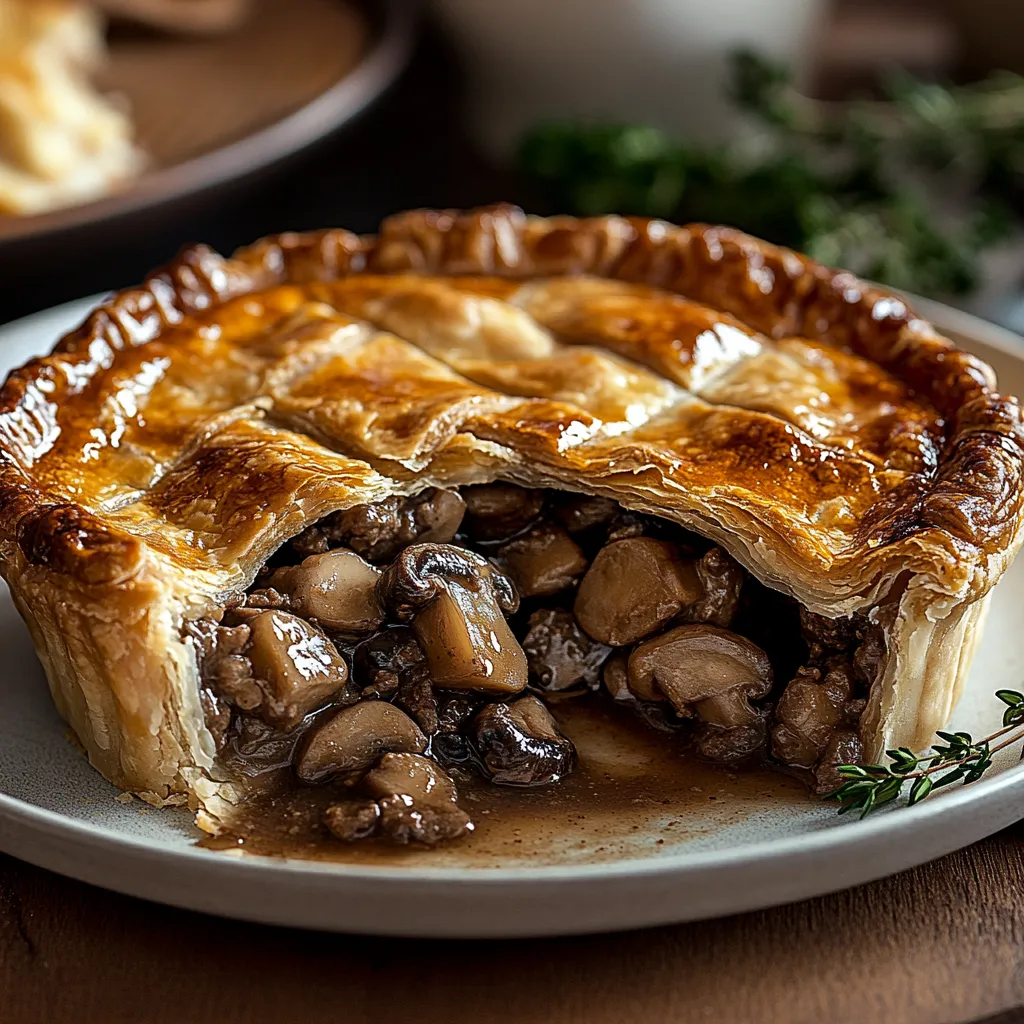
[{"left": 1, "top": 205, "right": 1021, "bottom": 844}]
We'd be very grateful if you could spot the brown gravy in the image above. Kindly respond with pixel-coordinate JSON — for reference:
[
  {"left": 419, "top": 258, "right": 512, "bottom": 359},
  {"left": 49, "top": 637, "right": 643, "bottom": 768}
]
[{"left": 200, "top": 696, "right": 812, "bottom": 867}]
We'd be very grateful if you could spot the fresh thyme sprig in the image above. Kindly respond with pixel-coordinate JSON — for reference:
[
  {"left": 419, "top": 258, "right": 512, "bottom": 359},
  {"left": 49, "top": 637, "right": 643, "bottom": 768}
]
[{"left": 829, "top": 689, "right": 1024, "bottom": 818}]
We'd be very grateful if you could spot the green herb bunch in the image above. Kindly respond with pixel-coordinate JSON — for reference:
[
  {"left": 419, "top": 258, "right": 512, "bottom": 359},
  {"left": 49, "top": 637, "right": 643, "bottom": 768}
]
[
  {"left": 519, "top": 52, "right": 1024, "bottom": 297},
  {"left": 829, "top": 689, "right": 1024, "bottom": 818}
]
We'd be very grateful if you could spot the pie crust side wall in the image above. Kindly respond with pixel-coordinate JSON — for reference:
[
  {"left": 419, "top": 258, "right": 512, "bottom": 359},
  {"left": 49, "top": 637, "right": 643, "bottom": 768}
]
[{"left": 0, "top": 205, "right": 1022, "bottom": 809}]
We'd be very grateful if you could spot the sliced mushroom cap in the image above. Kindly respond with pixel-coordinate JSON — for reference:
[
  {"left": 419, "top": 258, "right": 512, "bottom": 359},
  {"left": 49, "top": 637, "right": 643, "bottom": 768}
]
[
  {"left": 269, "top": 549, "right": 384, "bottom": 635},
  {"left": 376, "top": 543, "right": 528, "bottom": 695},
  {"left": 628, "top": 624, "right": 773, "bottom": 718},
  {"left": 296, "top": 701, "right": 427, "bottom": 783},
  {"left": 247, "top": 611, "right": 349, "bottom": 729},
  {"left": 522, "top": 608, "right": 610, "bottom": 693},
  {"left": 461, "top": 482, "right": 544, "bottom": 542},
  {"left": 574, "top": 537, "right": 703, "bottom": 646},
  {"left": 495, "top": 523, "right": 588, "bottom": 599},
  {"left": 363, "top": 752, "right": 473, "bottom": 845},
  {"left": 473, "top": 695, "right": 576, "bottom": 785},
  {"left": 628, "top": 625, "right": 772, "bottom": 762}
]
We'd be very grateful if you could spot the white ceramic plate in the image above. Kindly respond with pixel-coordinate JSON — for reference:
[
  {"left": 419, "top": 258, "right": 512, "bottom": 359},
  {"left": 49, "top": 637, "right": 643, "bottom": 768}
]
[{"left": 1, "top": 295, "right": 1023, "bottom": 938}]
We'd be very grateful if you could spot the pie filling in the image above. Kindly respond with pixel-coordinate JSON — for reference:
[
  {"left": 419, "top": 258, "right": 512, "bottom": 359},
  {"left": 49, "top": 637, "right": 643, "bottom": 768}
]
[{"left": 188, "top": 485, "right": 887, "bottom": 848}]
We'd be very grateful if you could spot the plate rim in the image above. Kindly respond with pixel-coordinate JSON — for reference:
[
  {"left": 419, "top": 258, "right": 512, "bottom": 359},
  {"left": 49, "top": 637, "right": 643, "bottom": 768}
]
[
  {"left": 0, "top": 0, "right": 415, "bottom": 246},
  {"left": 1, "top": 292, "right": 1023, "bottom": 934},
  {"left": 3, "top": 753, "right": 1024, "bottom": 884}
]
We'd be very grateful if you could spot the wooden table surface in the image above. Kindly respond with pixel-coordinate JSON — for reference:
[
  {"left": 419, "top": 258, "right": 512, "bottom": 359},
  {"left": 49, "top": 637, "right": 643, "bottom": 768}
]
[{"left": 3, "top": 825, "right": 1024, "bottom": 1024}]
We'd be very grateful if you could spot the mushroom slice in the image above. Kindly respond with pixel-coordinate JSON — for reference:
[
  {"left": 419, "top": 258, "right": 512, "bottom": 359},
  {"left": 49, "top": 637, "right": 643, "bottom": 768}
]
[
  {"left": 522, "top": 608, "right": 610, "bottom": 693},
  {"left": 247, "top": 611, "right": 349, "bottom": 729},
  {"left": 296, "top": 701, "right": 427, "bottom": 783},
  {"left": 268, "top": 549, "right": 384, "bottom": 635},
  {"left": 495, "top": 523, "right": 588, "bottom": 598},
  {"left": 473, "top": 695, "right": 576, "bottom": 785},
  {"left": 574, "top": 537, "right": 703, "bottom": 646},
  {"left": 461, "top": 482, "right": 544, "bottom": 542},
  {"left": 363, "top": 752, "right": 473, "bottom": 845},
  {"left": 628, "top": 624, "right": 773, "bottom": 762},
  {"left": 376, "top": 543, "right": 528, "bottom": 695}
]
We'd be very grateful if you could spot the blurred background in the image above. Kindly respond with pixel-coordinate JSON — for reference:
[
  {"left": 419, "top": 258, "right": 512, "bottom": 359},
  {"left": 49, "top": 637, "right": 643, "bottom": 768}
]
[{"left": 3, "top": 0, "right": 1024, "bottom": 331}]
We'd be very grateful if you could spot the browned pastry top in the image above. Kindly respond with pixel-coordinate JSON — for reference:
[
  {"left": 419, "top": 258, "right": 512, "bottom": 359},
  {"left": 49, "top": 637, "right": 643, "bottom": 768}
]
[{"left": 0, "top": 205, "right": 1021, "bottom": 613}]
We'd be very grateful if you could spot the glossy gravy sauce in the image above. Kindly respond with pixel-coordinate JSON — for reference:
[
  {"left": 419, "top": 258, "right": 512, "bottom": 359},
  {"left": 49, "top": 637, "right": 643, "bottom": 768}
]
[{"left": 200, "top": 696, "right": 811, "bottom": 867}]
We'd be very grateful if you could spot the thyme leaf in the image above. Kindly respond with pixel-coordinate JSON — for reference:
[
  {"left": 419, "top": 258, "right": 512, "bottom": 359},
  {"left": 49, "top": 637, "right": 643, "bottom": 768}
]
[{"left": 826, "top": 689, "right": 1024, "bottom": 817}]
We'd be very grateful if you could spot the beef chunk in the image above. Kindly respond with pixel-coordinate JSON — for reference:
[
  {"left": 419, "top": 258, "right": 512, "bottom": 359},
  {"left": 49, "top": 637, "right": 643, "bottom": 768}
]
[
  {"left": 551, "top": 493, "right": 618, "bottom": 534},
  {"left": 473, "top": 695, "right": 576, "bottom": 785},
  {"left": 190, "top": 621, "right": 263, "bottom": 711},
  {"left": 494, "top": 522, "right": 588, "bottom": 598},
  {"left": 695, "top": 719, "right": 767, "bottom": 763},
  {"left": 291, "top": 489, "right": 465, "bottom": 563},
  {"left": 396, "top": 667, "right": 439, "bottom": 735},
  {"left": 241, "top": 587, "right": 290, "bottom": 611},
  {"left": 522, "top": 608, "right": 611, "bottom": 693},
  {"left": 854, "top": 624, "right": 887, "bottom": 687},
  {"left": 199, "top": 686, "right": 232, "bottom": 751},
  {"left": 363, "top": 753, "right": 473, "bottom": 845},
  {"left": 685, "top": 547, "right": 745, "bottom": 628},
  {"left": 353, "top": 627, "right": 439, "bottom": 732},
  {"left": 431, "top": 692, "right": 482, "bottom": 763},
  {"left": 800, "top": 608, "right": 864, "bottom": 661},
  {"left": 461, "top": 482, "right": 545, "bottom": 542},
  {"left": 813, "top": 728, "right": 865, "bottom": 795},
  {"left": 323, "top": 800, "right": 381, "bottom": 842},
  {"left": 354, "top": 627, "right": 426, "bottom": 695},
  {"left": 771, "top": 664, "right": 850, "bottom": 768}
]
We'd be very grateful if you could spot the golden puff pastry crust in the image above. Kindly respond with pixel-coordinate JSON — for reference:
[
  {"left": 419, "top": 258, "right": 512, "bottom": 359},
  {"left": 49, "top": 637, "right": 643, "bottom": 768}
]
[{"left": 1, "top": 205, "right": 1021, "bottom": 823}]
